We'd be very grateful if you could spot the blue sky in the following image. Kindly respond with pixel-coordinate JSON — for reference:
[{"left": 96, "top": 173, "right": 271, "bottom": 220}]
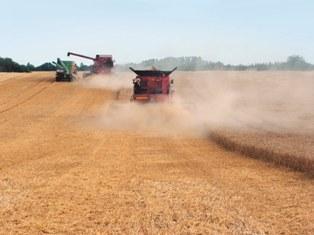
[{"left": 1, "top": 0, "right": 313, "bottom": 65}]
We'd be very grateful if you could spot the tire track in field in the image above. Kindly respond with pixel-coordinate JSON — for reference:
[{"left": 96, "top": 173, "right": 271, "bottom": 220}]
[
  {"left": 0, "top": 79, "right": 45, "bottom": 106},
  {"left": 0, "top": 77, "right": 53, "bottom": 107},
  {"left": 0, "top": 73, "right": 33, "bottom": 85},
  {"left": 0, "top": 82, "right": 54, "bottom": 114}
]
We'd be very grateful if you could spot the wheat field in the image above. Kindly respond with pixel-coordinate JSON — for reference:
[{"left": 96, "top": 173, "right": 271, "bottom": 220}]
[{"left": 0, "top": 72, "right": 313, "bottom": 234}]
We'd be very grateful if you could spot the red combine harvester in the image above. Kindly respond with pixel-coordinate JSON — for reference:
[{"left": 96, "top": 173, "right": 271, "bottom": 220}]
[
  {"left": 67, "top": 52, "right": 114, "bottom": 74},
  {"left": 129, "top": 67, "right": 177, "bottom": 102}
]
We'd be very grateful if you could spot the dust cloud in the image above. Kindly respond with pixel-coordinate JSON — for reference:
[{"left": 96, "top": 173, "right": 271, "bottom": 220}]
[
  {"left": 79, "top": 72, "right": 130, "bottom": 91},
  {"left": 83, "top": 71, "right": 314, "bottom": 137},
  {"left": 174, "top": 71, "right": 314, "bottom": 134}
]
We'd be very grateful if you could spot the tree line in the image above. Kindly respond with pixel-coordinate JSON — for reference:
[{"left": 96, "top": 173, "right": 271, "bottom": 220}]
[
  {"left": 1, "top": 55, "right": 314, "bottom": 72},
  {"left": 0, "top": 57, "right": 56, "bottom": 72},
  {"left": 118, "top": 55, "right": 314, "bottom": 71},
  {"left": 0, "top": 58, "right": 89, "bottom": 72}
]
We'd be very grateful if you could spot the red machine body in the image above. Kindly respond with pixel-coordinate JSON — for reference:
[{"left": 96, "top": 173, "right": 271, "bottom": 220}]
[
  {"left": 67, "top": 52, "right": 114, "bottom": 74},
  {"left": 130, "top": 67, "right": 177, "bottom": 102}
]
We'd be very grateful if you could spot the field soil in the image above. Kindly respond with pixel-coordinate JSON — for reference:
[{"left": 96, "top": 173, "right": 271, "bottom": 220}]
[{"left": 0, "top": 72, "right": 313, "bottom": 234}]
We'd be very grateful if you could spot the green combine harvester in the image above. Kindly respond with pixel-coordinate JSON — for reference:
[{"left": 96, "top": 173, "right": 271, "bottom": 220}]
[{"left": 52, "top": 58, "right": 77, "bottom": 82}]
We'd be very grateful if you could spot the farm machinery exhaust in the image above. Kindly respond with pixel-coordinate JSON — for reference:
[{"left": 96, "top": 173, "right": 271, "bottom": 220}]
[
  {"left": 130, "top": 67, "right": 177, "bottom": 102},
  {"left": 67, "top": 52, "right": 114, "bottom": 75}
]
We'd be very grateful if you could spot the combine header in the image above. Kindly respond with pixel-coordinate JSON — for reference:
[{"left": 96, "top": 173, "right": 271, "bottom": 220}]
[
  {"left": 67, "top": 52, "right": 114, "bottom": 74},
  {"left": 129, "top": 67, "right": 177, "bottom": 102},
  {"left": 52, "top": 59, "right": 77, "bottom": 82}
]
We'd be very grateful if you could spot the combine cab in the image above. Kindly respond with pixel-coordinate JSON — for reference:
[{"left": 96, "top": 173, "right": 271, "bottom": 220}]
[
  {"left": 53, "top": 59, "right": 77, "bottom": 82},
  {"left": 67, "top": 52, "right": 114, "bottom": 75},
  {"left": 129, "top": 67, "right": 177, "bottom": 102}
]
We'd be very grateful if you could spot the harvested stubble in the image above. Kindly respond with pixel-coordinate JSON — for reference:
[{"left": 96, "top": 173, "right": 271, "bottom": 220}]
[{"left": 0, "top": 72, "right": 313, "bottom": 234}]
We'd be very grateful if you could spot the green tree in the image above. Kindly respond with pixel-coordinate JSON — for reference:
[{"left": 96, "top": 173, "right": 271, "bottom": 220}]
[{"left": 285, "top": 55, "right": 311, "bottom": 70}]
